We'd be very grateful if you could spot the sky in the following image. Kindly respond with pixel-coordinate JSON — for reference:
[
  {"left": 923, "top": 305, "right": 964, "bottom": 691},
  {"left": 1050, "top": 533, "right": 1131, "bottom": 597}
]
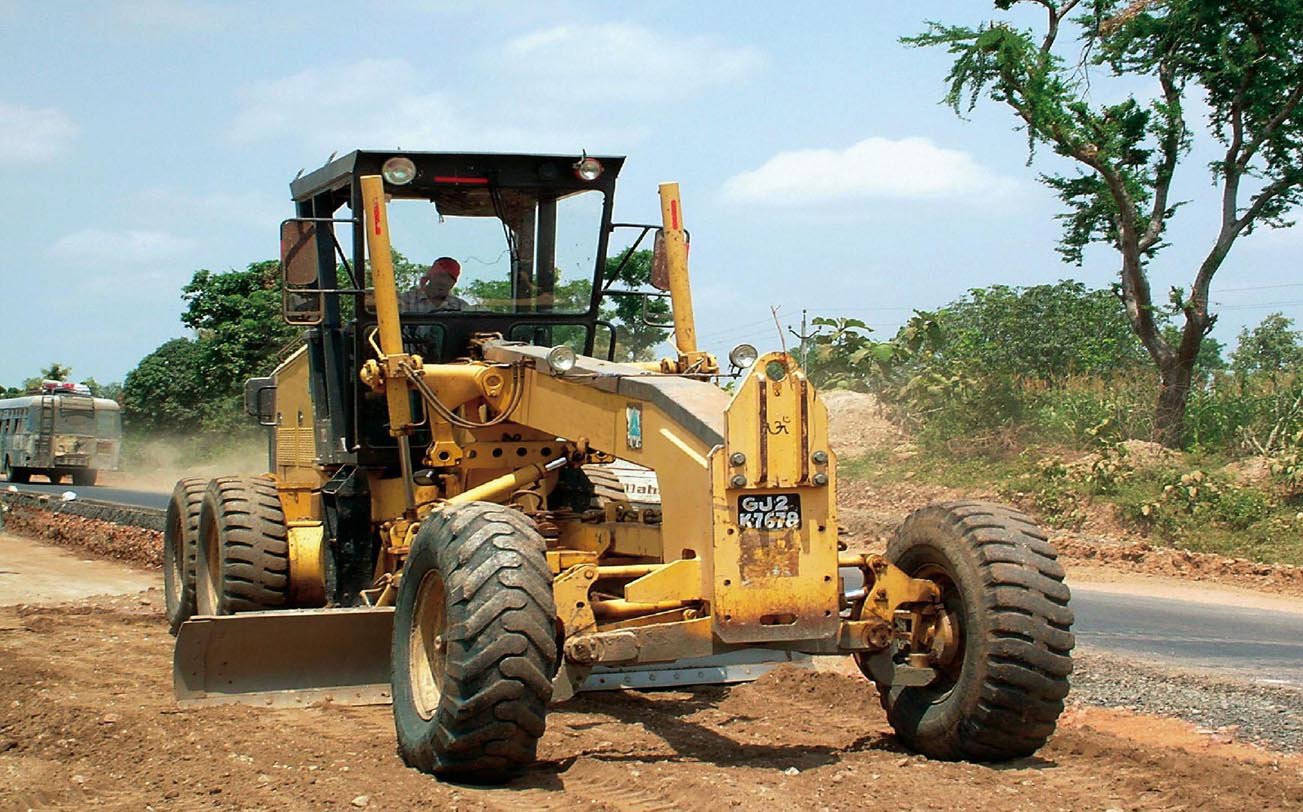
[{"left": 2, "top": 0, "right": 1300, "bottom": 386}]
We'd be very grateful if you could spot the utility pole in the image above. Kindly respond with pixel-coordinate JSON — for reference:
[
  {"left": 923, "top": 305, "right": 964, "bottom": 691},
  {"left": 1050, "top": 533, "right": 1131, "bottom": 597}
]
[{"left": 787, "top": 309, "right": 814, "bottom": 369}]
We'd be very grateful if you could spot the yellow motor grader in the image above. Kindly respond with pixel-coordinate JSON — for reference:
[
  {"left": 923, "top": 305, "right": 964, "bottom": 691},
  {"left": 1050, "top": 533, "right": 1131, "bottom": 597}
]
[{"left": 166, "top": 150, "right": 1073, "bottom": 781}]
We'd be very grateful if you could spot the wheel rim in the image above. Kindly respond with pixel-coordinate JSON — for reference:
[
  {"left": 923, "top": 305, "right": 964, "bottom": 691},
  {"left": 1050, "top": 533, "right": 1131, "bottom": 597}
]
[
  {"left": 914, "top": 562, "right": 966, "bottom": 691},
  {"left": 408, "top": 570, "right": 448, "bottom": 721},
  {"left": 197, "top": 511, "right": 220, "bottom": 615}
]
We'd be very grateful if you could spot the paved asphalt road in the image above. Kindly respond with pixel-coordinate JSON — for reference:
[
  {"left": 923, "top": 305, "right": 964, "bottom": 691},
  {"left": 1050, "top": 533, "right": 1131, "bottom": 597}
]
[
  {"left": 8, "top": 481, "right": 1302, "bottom": 687},
  {"left": 1072, "top": 585, "right": 1303, "bottom": 688},
  {"left": 5, "top": 481, "right": 170, "bottom": 511}
]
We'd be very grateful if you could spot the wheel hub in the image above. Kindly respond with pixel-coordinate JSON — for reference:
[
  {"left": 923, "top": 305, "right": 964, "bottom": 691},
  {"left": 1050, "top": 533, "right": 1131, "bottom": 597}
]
[{"left": 408, "top": 570, "right": 448, "bottom": 721}]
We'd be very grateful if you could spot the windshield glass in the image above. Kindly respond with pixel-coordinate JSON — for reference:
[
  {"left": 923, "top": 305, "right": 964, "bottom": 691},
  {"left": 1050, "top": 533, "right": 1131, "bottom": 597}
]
[{"left": 372, "top": 187, "right": 605, "bottom": 316}]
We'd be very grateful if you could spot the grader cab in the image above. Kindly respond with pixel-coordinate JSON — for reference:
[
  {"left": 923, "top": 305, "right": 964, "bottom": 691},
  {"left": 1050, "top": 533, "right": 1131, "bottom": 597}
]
[{"left": 166, "top": 150, "right": 1074, "bottom": 781}]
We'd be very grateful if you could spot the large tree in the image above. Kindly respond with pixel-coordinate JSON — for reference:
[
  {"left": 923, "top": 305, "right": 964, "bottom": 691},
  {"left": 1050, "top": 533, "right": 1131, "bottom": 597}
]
[{"left": 907, "top": 0, "right": 1303, "bottom": 446}]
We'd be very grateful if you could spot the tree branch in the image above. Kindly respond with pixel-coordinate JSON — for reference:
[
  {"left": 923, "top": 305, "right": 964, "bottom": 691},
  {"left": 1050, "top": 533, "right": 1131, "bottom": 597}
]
[
  {"left": 1237, "top": 79, "right": 1303, "bottom": 171},
  {"left": 1030, "top": 0, "right": 1082, "bottom": 53},
  {"left": 1140, "top": 65, "right": 1184, "bottom": 253}
]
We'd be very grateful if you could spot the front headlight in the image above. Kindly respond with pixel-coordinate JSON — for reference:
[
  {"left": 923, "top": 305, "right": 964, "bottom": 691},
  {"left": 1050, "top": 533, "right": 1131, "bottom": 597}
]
[
  {"left": 546, "top": 345, "right": 577, "bottom": 374},
  {"left": 728, "top": 343, "right": 759, "bottom": 369}
]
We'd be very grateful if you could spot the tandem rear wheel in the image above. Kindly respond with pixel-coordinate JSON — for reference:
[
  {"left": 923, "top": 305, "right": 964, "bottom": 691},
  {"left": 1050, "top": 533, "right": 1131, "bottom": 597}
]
[
  {"left": 164, "top": 477, "right": 208, "bottom": 633},
  {"left": 194, "top": 476, "right": 290, "bottom": 616},
  {"left": 871, "top": 501, "right": 1075, "bottom": 762},
  {"left": 391, "top": 502, "right": 558, "bottom": 784}
]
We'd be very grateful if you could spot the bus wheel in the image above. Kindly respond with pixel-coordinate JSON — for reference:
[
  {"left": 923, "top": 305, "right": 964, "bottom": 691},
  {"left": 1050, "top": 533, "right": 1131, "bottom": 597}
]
[
  {"left": 72, "top": 469, "right": 98, "bottom": 487},
  {"left": 4, "top": 461, "right": 31, "bottom": 484}
]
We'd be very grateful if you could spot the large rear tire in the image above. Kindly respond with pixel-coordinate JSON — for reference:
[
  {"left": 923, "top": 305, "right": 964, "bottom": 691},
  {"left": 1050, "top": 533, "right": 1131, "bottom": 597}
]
[
  {"left": 164, "top": 477, "right": 208, "bottom": 633},
  {"left": 877, "top": 501, "right": 1074, "bottom": 762},
  {"left": 71, "top": 469, "right": 97, "bottom": 487},
  {"left": 391, "top": 502, "right": 558, "bottom": 783},
  {"left": 195, "top": 476, "right": 289, "bottom": 616}
]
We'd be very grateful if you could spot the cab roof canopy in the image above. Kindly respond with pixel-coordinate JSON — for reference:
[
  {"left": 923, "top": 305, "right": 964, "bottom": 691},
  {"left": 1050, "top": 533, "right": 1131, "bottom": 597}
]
[{"left": 289, "top": 150, "right": 627, "bottom": 207}]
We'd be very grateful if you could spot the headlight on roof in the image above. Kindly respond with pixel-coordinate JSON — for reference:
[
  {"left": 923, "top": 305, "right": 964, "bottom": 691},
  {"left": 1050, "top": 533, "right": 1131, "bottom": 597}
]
[
  {"left": 382, "top": 156, "right": 417, "bottom": 185},
  {"left": 573, "top": 155, "right": 603, "bottom": 181}
]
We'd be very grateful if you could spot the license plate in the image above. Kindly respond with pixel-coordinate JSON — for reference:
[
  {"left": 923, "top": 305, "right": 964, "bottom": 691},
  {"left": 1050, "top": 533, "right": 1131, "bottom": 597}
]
[{"left": 737, "top": 493, "right": 802, "bottom": 530}]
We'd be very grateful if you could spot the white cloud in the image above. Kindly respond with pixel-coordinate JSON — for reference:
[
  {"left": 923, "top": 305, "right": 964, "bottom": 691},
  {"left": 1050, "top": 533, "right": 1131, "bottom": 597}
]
[
  {"left": 229, "top": 58, "right": 644, "bottom": 153},
  {"left": 501, "top": 23, "right": 763, "bottom": 98},
  {"left": 721, "top": 137, "right": 1019, "bottom": 205},
  {"left": 0, "top": 101, "right": 77, "bottom": 164},
  {"left": 50, "top": 229, "right": 194, "bottom": 266}
]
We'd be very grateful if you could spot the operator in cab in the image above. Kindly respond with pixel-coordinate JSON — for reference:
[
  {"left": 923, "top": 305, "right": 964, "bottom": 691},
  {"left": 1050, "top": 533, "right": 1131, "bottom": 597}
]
[{"left": 399, "top": 257, "right": 468, "bottom": 312}]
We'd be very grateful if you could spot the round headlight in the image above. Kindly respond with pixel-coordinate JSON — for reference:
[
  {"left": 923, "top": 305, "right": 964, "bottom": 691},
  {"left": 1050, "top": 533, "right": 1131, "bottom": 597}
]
[
  {"left": 573, "top": 156, "right": 603, "bottom": 181},
  {"left": 382, "top": 156, "right": 417, "bottom": 185},
  {"left": 728, "top": 343, "right": 759, "bottom": 369},
  {"left": 546, "top": 345, "right": 577, "bottom": 374}
]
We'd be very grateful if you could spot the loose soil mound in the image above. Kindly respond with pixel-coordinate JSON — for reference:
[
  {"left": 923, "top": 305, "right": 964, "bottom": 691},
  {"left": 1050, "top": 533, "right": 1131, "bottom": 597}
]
[
  {"left": 822, "top": 390, "right": 903, "bottom": 460},
  {"left": 0, "top": 505, "right": 162, "bottom": 568}
]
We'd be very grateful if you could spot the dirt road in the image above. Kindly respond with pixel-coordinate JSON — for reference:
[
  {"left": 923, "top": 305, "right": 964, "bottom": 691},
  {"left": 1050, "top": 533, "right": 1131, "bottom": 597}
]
[
  {"left": 0, "top": 533, "right": 153, "bottom": 606},
  {"left": 2, "top": 582, "right": 1300, "bottom": 811}
]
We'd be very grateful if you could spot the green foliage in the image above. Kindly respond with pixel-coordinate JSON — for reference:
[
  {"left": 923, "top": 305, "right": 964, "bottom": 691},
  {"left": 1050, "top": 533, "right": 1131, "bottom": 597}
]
[
  {"left": 602, "top": 249, "right": 671, "bottom": 361},
  {"left": 1231, "top": 313, "right": 1303, "bottom": 376},
  {"left": 1268, "top": 428, "right": 1303, "bottom": 496},
  {"left": 932, "top": 281, "right": 1147, "bottom": 379},
  {"left": 123, "top": 261, "right": 299, "bottom": 438},
  {"left": 1130, "top": 469, "right": 1272, "bottom": 533},
  {"left": 121, "top": 338, "right": 209, "bottom": 434},
  {"left": 804, "top": 317, "right": 880, "bottom": 390}
]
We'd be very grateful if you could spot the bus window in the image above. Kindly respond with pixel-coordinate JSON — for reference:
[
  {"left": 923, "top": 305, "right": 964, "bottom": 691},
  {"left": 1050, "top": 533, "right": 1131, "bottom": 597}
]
[
  {"left": 96, "top": 410, "right": 122, "bottom": 438},
  {"left": 58, "top": 402, "right": 96, "bottom": 434}
]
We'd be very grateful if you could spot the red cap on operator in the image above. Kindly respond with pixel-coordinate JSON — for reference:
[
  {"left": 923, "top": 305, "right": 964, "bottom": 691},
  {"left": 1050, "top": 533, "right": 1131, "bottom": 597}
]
[{"left": 430, "top": 257, "right": 461, "bottom": 281}]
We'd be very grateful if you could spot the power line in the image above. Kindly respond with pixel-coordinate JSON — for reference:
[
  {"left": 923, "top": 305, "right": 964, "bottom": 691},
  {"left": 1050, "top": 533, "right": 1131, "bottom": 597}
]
[{"left": 1215, "top": 281, "right": 1303, "bottom": 293}]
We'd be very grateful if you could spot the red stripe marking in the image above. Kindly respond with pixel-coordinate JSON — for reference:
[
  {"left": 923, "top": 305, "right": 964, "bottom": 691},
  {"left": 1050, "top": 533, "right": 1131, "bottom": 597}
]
[
  {"left": 433, "top": 176, "right": 489, "bottom": 184},
  {"left": 670, "top": 199, "right": 680, "bottom": 230},
  {"left": 372, "top": 200, "right": 382, "bottom": 234}
]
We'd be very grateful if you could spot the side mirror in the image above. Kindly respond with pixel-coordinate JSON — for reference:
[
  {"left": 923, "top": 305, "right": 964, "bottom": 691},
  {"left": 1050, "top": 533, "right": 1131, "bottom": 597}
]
[
  {"left": 280, "top": 219, "right": 323, "bottom": 325},
  {"left": 649, "top": 229, "right": 671, "bottom": 292},
  {"left": 243, "top": 377, "right": 277, "bottom": 427}
]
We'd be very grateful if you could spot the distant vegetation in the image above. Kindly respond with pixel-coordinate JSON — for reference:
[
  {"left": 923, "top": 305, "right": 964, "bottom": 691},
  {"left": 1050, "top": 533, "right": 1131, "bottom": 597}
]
[{"left": 810, "top": 280, "right": 1303, "bottom": 565}]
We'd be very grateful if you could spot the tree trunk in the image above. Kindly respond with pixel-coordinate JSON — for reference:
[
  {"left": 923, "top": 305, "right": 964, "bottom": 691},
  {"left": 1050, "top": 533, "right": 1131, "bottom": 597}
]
[{"left": 1154, "top": 355, "right": 1195, "bottom": 448}]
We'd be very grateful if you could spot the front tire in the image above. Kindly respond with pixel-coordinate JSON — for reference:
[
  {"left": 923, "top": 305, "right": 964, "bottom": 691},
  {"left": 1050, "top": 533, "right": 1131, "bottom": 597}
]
[
  {"left": 391, "top": 502, "right": 558, "bottom": 783},
  {"left": 878, "top": 501, "right": 1074, "bottom": 761},
  {"left": 195, "top": 476, "right": 289, "bottom": 616},
  {"left": 164, "top": 477, "right": 208, "bottom": 633}
]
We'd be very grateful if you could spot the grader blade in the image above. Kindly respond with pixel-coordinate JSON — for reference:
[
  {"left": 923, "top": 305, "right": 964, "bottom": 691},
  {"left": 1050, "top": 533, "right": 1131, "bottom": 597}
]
[{"left": 173, "top": 608, "right": 394, "bottom": 707}]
